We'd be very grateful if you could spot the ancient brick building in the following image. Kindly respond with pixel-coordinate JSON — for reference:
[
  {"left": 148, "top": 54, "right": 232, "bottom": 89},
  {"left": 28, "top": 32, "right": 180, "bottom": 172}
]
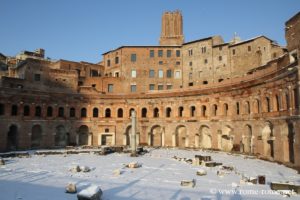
[{"left": 0, "top": 11, "right": 299, "bottom": 169}]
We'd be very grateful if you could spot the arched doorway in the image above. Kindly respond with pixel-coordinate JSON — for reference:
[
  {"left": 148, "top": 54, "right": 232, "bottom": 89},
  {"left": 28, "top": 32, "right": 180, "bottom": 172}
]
[
  {"left": 7, "top": 125, "right": 18, "bottom": 150},
  {"left": 78, "top": 125, "right": 89, "bottom": 146},
  {"left": 261, "top": 122, "right": 274, "bottom": 158},
  {"left": 288, "top": 123, "right": 295, "bottom": 163},
  {"left": 124, "top": 125, "right": 131, "bottom": 146},
  {"left": 199, "top": 125, "right": 212, "bottom": 149},
  {"left": 149, "top": 125, "right": 162, "bottom": 146},
  {"left": 31, "top": 125, "right": 42, "bottom": 149},
  {"left": 221, "top": 126, "right": 234, "bottom": 152},
  {"left": 55, "top": 125, "right": 68, "bottom": 147},
  {"left": 242, "top": 125, "right": 252, "bottom": 153},
  {"left": 175, "top": 126, "right": 188, "bottom": 147}
]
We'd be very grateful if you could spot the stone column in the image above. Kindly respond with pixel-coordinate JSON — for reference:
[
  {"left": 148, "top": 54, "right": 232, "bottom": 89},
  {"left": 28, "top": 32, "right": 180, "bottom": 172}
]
[{"left": 131, "top": 110, "right": 137, "bottom": 154}]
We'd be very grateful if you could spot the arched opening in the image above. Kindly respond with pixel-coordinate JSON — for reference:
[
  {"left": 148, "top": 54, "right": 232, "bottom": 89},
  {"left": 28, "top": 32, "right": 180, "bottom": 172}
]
[
  {"left": 190, "top": 106, "right": 196, "bottom": 117},
  {"left": 223, "top": 103, "right": 228, "bottom": 116},
  {"left": 0, "top": 103, "right": 4, "bottom": 115},
  {"left": 199, "top": 125, "right": 212, "bottom": 149},
  {"left": 275, "top": 95, "right": 280, "bottom": 111},
  {"left": 242, "top": 125, "right": 252, "bottom": 153},
  {"left": 244, "top": 101, "right": 250, "bottom": 114},
  {"left": 266, "top": 97, "right": 271, "bottom": 112},
  {"left": 124, "top": 125, "right": 131, "bottom": 146},
  {"left": 254, "top": 99, "right": 260, "bottom": 113},
  {"left": 35, "top": 106, "right": 42, "bottom": 117},
  {"left": 212, "top": 104, "right": 217, "bottom": 116},
  {"left": 31, "top": 125, "right": 42, "bottom": 149},
  {"left": 69, "top": 107, "right": 76, "bottom": 117},
  {"left": 78, "top": 125, "right": 89, "bottom": 146},
  {"left": 175, "top": 126, "right": 187, "bottom": 147},
  {"left": 105, "top": 108, "right": 111, "bottom": 118},
  {"left": 286, "top": 92, "right": 290, "bottom": 110},
  {"left": 55, "top": 125, "right": 68, "bottom": 147},
  {"left": 23, "top": 105, "right": 30, "bottom": 116},
  {"left": 141, "top": 108, "right": 147, "bottom": 118},
  {"left": 262, "top": 122, "right": 274, "bottom": 158},
  {"left": 11, "top": 104, "right": 18, "bottom": 116},
  {"left": 47, "top": 106, "right": 53, "bottom": 117},
  {"left": 93, "top": 108, "right": 99, "bottom": 118},
  {"left": 129, "top": 108, "right": 135, "bottom": 117},
  {"left": 58, "top": 107, "right": 64, "bottom": 117},
  {"left": 178, "top": 106, "right": 184, "bottom": 117},
  {"left": 7, "top": 125, "right": 18, "bottom": 150},
  {"left": 150, "top": 126, "right": 162, "bottom": 146},
  {"left": 81, "top": 108, "right": 87, "bottom": 118},
  {"left": 221, "top": 126, "right": 234, "bottom": 152},
  {"left": 201, "top": 105, "right": 207, "bottom": 117},
  {"left": 236, "top": 102, "right": 240, "bottom": 115},
  {"left": 153, "top": 107, "right": 159, "bottom": 118},
  {"left": 288, "top": 123, "right": 295, "bottom": 163},
  {"left": 166, "top": 107, "right": 172, "bottom": 118},
  {"left": 117, "top": 108, "right": 123, "bottom": 118}
]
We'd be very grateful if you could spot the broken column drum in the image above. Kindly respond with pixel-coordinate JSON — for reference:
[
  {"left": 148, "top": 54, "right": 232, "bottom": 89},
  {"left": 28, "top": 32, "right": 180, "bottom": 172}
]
[{"left": 131, "top": 110, "right": 137, "bottom": 153}]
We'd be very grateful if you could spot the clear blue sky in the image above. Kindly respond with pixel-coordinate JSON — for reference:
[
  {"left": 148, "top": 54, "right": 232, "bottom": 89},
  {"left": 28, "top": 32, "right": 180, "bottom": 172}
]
[{"left": 1, "top": 0, "right": 300, "bottom": 63}]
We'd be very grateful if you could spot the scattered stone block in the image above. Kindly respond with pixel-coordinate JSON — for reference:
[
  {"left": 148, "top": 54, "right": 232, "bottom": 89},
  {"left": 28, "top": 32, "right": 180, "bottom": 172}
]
[
  {"left": 181, "top": 179, "right": 196, "bottom": 188},
  {"left": 205, "top": 162, "right": 217, "bottom": 167},
  {"left": 217, "top": 170, "right": 225, "bottom": 177},
  {"left": 195, "top": 155, "right": 211, "bottom": 162},
  {"left": 270, "top": 182, "right": 300, "bottom": 194},
  {"left": 221, "top": 165, "right": 234, "bottom": 171},
  {"left": 0, "top": 158, "right": 5, "bottom": 165},
  {"left": 192, "top": 158, "right": 199, "bottom": 166},
  {"left": 113, "top": 169, "right": 122, "bottom": 176},
  {"left": 249, "top": 177, "right": 257, "bottom": 184},
  {"left": 196, "top": 169, "right": 207, "bottom": 176},
  {"left": 66, "top": 183, "right": 77, "bottom": 193},
  {"left": 70, "top": 165, "right": 81, "bottom": 173},
  {"left": 258, "top": 175, "right": 266, "bottom": 184},
  {"left": 77, "top": 185, "right": 102, "bottom": 200},
  {"left": 80, "top": 166, "right": 91, "bottom": 173},
  {"left": 127, "top": 162, "right": 141, "bottom": 168}
]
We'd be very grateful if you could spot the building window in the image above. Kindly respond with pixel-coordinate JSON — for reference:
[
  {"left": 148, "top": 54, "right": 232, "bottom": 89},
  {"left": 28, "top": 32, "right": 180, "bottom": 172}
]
[
  {"left": 141, "top": 108, "right": 147, "bottom": 118},
  {"left": 105, "top": 128, "right": 109, "bottom": 133},
  {"left": 131, "top": 85, "right": 136, "bottom": 92},
  {"left": 189, "top": 72, "right": 193, "bottom": 80},
  {"left": 178, "top": 106, "right": 184, "bottom": 117},
  {"left": 189, "top": 82, "right": 193, "bottom": 86},
  {"left": 190, "top": 106, "right": 196, "bottom": 117},
  {"left": 131, "top": 69, "right": 137, "bottom": 78},
  {"left": 176, "top": 50, "right": 180, "bottom": 57},
  {"left": 167, "top": 50, "right": 172, "bottom": 57},
  {"left": 166, "top": 69, "right": 172, "bottom": 78},
  {"left": 167, "top": 85, "right": 173, "bottom": 90},
  {"left": 93, "top": 108, "right": 98, "bottom": 118},
  {"left": 159, "top": 61, "right": 163, "bottom": 65},
  {"left": 175, "top": 70, "right": 181, "bottom": 79},
  {"left": 47, "top": 106, "right": 53, "bottom": 117},
  {"left": 129, "top": 108, "right": 135, "bottom": 117},
  {"left": 131, "top": 54, "right": 137, "bottom": 62},
  {"left": 212, "top": 104, "right": 217, "bottom": 116},
  {"left": 80, "top": 108, "right": 87, "bottom": 118},
  {"left": 23, "top": 105, "right": 30, "bottom": 116},
  {"left": 219, "top": 56, "right": 222, "bottom": 61},
  {"left": 158, "top": 69, "right": 163, "bottom": 78},
  {"left": 0, "top": 103, "right": 4, "bottom": 116},
  {"left": 70, "top": 107, "right": 75, "bottom": 117},
  {"left": 153, "top": 108, "right": 159, "bottom": 118},
  {"left": 115, "top": 57, "right": 119, "bottom": 64},
  {"left": 11, "top": 105, "right": 18, "bottom": 116},
  {"left": 107, "top": 59, "right": 111, "bottom": 66},
  {"left": 189, "top": 61, "right": 192, "bottom": 66},
  {"left": 58, "top": 107, "right": 64, "bottom": 117},
  {"left": 158, "top": 85, "right": 163, "bottom": 90},
  {"left": 248, "top": 46, "right": 251, "bottom": 52},
  {"left": 201, "top": 105, "right": 207, "bottom": 117},
  {"left": 166, "top": 107, "right": 172, "bottom": 117},
  {"left": 105, "top": 108, "right": 111, "bottom": 118},
  {"left": 149, "top": 84, "right": 155, "bottom": 90},
  {"left": 35, "top": 106, "right": 42, "bottom": 117},
  {"left": 204, "top": 59, "right": 208, "bottom": 64},
  {"left": 34, "top": 74, "right": 41, "bottom": 81},
  {"left": 236, "top": 102, "right": 240, "bottom": 115},
  {"left": 117, "top": 108, "right": 123, "bottom": 118},
  {"left": 150, "top": 50, "right": 154, "bottom": 58},
  {"left": 149, "top": 70, "right": 155, "bottom": 78},
  {"left": 158, "top": 50, "right": 163, "bottom": 57},
  {"left": 219, "top": 46, "right": 222, "bottom": 51},
  {"left": 176, "top": 61, "right": 180, "bottom": 65},
  {"left": 203, "top": 80, "right": 208, "bottom": 84},
  {"left": 108, "top": 84, "right": 113, "bottom": 93},
  {"left": 232, "top": 49, "right": 236, "bottom": 55},
  {"left": 201, "top": 47, "right": 207, "bottom": 53},
  {"left": 188, "top": 49, "right": 193, "bottom": 56}
]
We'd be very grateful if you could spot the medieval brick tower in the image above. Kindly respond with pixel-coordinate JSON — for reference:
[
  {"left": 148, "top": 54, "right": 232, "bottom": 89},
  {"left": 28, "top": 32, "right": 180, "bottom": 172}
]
[{"left": 159, "top": 10, "right": 184, "bottom": 46}]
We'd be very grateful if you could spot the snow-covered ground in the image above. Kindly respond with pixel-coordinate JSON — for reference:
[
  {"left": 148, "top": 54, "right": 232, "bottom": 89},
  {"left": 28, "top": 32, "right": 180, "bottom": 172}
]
[{"left": 0, "top": 148, "right": 299, "bottom": 200}]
